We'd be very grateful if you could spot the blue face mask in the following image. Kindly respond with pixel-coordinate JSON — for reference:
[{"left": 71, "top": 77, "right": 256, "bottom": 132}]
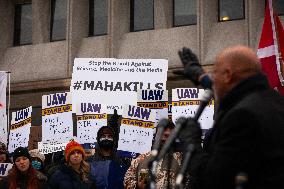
[{"left": 31, "top": 160, "right": 42, "bottom": 170}]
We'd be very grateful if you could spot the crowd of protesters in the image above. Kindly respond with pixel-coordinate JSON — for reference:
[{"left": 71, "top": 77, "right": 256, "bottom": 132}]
[
  {"left": 0, "top": 45, "right": 284, "bottom": 189},
  {"left": 0, "top": 118, "right": 177, "bottom": 189}
]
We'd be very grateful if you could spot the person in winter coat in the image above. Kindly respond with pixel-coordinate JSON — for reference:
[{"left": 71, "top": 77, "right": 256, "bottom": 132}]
[
  {"left": 47, "top": 140, "right": 94, "bottom": 189},
  {"left": 0, "top": 142, "right": 11, "bottom": 163},
  {"left": 44, "top": 151, "right": 65, "bottom": 179},
  {"left": 177, "top": 45, "right": 284, "bottom": 189},
  {"left": 90, "top": 126, "right": 130, "bottom": 189},
  {"left": 124, "top": 120, "right": 183, "bottom": 189},
  {"left": 0, "top": 147, "right": 47, "bottom": 189},
  {"left": 29, "top": 149, "right": 46, "bottom": 174}
]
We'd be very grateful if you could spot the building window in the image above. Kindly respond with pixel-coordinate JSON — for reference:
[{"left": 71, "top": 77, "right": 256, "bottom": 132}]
[
  {"left": 50, "top": 0, "right": 67, "bottom": 41},
  {"left": 89, "top": 0, "right": 108, "bottom": 36},
  {"left": 173, "top": 0, "right": 197, "bottom": 27},
  {"left": 274, "top": 0, "right": 284, "bottom": 15},
  {"left": 130, "top": 0, "right": 154, "bottom": 32},
  {"left": 14, "top": 3, "right": 32, "bottom": 46},
  {"left": 218, "top": 0, "right": 245, "bottom": 22}
]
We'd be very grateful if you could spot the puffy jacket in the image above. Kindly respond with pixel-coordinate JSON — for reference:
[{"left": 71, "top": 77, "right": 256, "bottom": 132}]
[{"left": 47, "top": 164, "right": 94, "bottom": 189}]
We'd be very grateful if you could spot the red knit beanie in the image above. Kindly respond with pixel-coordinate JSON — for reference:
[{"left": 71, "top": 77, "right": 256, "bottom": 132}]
[{"left": 65, "top": 140, "right": 85, "bottom": 161}]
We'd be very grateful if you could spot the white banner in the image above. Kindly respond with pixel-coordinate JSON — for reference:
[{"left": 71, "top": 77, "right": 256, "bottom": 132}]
[
  {"left": 137, "top": 89, "right": 168, "bottom": 125},
  {"left": 0, "top": 72, "right": 7, "bottom": 115},
  {"left": 8, "top": 106, "right": 32, "bottom": 152},
  {"left": 0, "top": 163, "right": 13, "bottom": 177},
  {"left": 76, "top": 103, "right": 107, "bottom": 144},
  {"left": 38, "top": 140, "right": 68, "bottom": 154},
  {"left": 172, "top": 88, "right": 214, "bottom": 130},
  {"left": 42, "top": 92, "right": 73, "bottom": 142},
  {"left": 71, "top": 58, "right": 168, "bottom": 114},
  {"left": 0, "top": 114, "right": 7, "bottom": 145},
  {"left": 118, "top": 105, "right": 156, "bottom": 154},
  {"left": 0, "top": 72, "right": 7, "bottom": 145}
]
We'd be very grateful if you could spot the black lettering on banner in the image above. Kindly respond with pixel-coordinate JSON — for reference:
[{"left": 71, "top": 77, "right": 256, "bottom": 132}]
[
  {"left": 77, "top": 81, "right": 165, "bottom": 92},
  {"left": 104, "top": 81, "right": 114, "bottom": 91},
  {"left": 94, "top": 81, "right": 103, "bottom": 90},
  {"left": 113, "top": 82, "right": 122, "bottom": 91},
  {"left": 84, "top": 81, "right": 94, "bottom": 90},
  {"left": 133, "top": 82, "right": 140, "bottom": 91},
  {"left": 124, "top": 82, "right": 132, "bottom": 91},
  {"left": 0, "top": 164, "right": 8, "bottom": 175}
]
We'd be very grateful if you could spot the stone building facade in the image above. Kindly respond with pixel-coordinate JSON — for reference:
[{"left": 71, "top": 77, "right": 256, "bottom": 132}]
[{"left": 0, "top": 0, "right": 283, "bottom": 125}]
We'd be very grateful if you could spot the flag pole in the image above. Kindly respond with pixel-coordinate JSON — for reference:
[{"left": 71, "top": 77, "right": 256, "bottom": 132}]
[
  {"left": 6, "top": 71, "right": 11, "bottom": 147},
  {"left": 273, "top": 14, "right": 284, "bottom": 82}
]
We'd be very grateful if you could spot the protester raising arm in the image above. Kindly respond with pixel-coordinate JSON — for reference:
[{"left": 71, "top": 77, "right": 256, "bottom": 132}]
[
  {"left": 174, "top": 47, "right": 212, "bottom": 89},
  {"left": 176, "top": 45, "right": 284, "bottom": 189}
]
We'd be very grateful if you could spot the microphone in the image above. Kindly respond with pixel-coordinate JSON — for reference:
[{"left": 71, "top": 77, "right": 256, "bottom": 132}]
[
  {"left": 157, "top": 89, "right": 213, "bottom": 161},
  {"left": 174, "top": 89, "right": 213, "bottom": 186},
  {"left": 193, "top": 89, "right": 213, "bottom": 121},
  {"left": 148, "top": 119, "right": 170, "bottom": 189},
  {"left": 155, "top": 117, "right": 187, "bottom": 162},
  {"left": 151, "top": 119, "right": 170, "bottom": 157},
  {"left": 147, "top": 117, "right": 186, "bottom": 189},
  {"left": 175, "top": 143, "right": 195, "bottom": 188}
]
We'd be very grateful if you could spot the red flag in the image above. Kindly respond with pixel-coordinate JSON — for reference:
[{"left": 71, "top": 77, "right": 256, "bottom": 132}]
[{"left": 257, "top": 0, "right": 284, "bottom": 95}]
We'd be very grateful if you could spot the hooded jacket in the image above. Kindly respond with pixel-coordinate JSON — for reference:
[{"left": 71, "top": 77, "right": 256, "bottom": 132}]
[{"left": 90, "top": 126, "right": 130, "bottom": 189}]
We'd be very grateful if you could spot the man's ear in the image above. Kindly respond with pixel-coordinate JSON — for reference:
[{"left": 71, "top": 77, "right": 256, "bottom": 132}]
[{"left": 223, "top": 68, "right": 233, "bottom": 84}]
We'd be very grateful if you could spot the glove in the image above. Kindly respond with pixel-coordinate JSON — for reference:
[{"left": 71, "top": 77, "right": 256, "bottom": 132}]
[
  {"left": 108, "top": 109, "right": 120, "bottom": 142},
  {"left": 174, "top": 47, "right": 204, "bottom": 86},
  {"left": 108, "top": 109, "right": 120, "bottom": 127},
  {"left": 178, "top": 117, "right": 202, "bottom": 146}
]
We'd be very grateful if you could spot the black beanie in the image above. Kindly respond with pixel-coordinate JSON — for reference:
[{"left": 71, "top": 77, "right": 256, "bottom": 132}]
[{"left": 13, "top": 147, "right": 30, "bottom": 163}]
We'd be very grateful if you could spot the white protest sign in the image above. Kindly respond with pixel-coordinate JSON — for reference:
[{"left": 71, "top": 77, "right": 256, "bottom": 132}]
[
  {"left": 0, "top": 163, "right": 13, "bottom": 177},
  {"left": 42, "top": 92, "right": 73, "bottom": 142},
  {"left": 76, "top": 103, "right": 107, "bottom": 144},
  {"left": 118, "top": 105, "right": 156, "bottom": 154},
  {"left": 71, "top": 58, "right": 168, "bottom": 114},
  {"left": 172, "top": 88, "right": 214, "bottom": 130},
  {"left": 38, "top": 141, "right": 68, "bottom": 154},
  {"left": 0, "top": 114, "right": 7, "bottom": 145},
  {"left": 137, "top": 89, "right": 168, "bottom": 124},
  {"left": 8, "top": 106, "right": 32, "bottom": 153}
]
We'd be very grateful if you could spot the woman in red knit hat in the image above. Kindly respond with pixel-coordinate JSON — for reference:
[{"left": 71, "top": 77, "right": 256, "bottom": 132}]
[{"left": 47, "top": 140, "right": 95, "bottom": 189}]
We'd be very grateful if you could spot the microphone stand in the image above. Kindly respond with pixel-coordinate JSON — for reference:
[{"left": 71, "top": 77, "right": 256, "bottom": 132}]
[
  {"left": 147, "top": 117, "right": 187, "bottom": 189},
  {"left": 148, "top": 119, "right": 170, "bottom": 189},
  {"left": 148, "top": 160, "right": 158, "bottom": 189},
  {"left": 149, "top": 89, "right": 213, "bottom": 188},
  {"left": 175, "top": 90, "right": 213, "bottom": 188},
  {"left": 175, "top": 143, "right": 195, "bottom": 188}
]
